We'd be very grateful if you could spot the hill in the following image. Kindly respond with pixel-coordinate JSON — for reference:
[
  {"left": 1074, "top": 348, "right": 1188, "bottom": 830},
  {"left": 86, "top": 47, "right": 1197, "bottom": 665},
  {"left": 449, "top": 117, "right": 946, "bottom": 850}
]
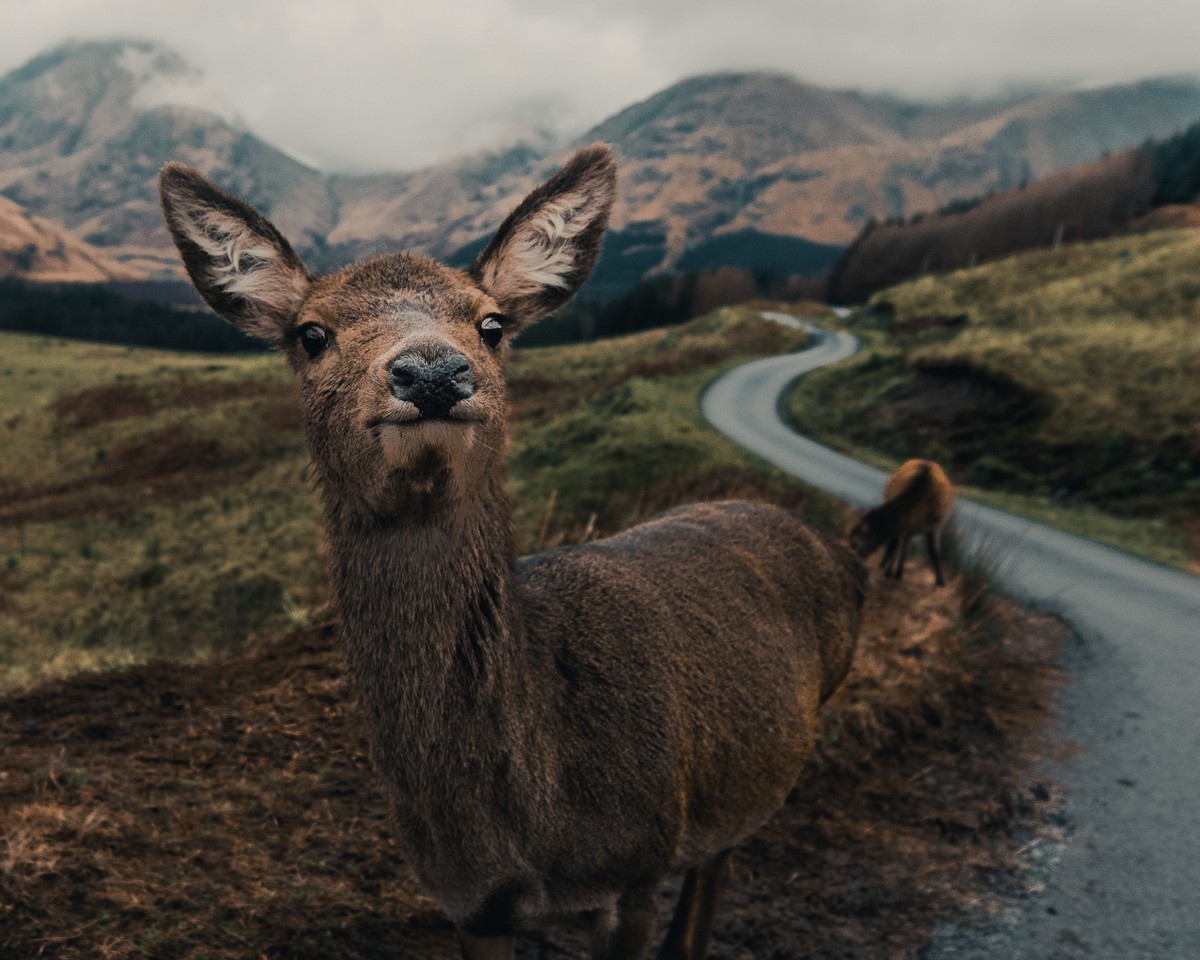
[
  {"left": 4, "top": 41, "right": 1200, "bottom": 291},
  {"left": 829, "top": 118, "right": 1200, "bottom": 303},
  {"left": 578, "top": 72, "right": 1200, "bottom": 259},
  {"left": 789, "top": 229, "right": 1200, "bottom": 570},
  {"left": 827, "top": 147, "right": 1157, "bottom": 303},
  {"left": 0, "top": 193, "right": 136, "bottom": 281},
  {"left": 0, "top": 40, "right": 333, "bottom": 273}
]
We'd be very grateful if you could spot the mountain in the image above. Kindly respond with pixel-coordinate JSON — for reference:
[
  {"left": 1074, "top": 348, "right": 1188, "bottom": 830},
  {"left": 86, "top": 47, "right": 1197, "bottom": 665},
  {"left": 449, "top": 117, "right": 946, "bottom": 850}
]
[
  {"left": 589, "top": 72, "right": 1200, "bottom": 252},
  {"left": 3, "top": 41, "right": 1200, "bottom": 292},
  {"left": 0, "top": 193, "right": 135, "bottom": 281},
  {"left": 0, "top": 40, "right": 333, "bottom": 274}
]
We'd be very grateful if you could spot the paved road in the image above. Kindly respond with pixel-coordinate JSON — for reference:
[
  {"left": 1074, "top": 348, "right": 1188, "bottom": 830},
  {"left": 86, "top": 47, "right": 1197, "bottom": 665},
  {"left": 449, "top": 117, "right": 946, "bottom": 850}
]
[{"left": 701, "top": 316, "right": 1200, "bottom": 959}]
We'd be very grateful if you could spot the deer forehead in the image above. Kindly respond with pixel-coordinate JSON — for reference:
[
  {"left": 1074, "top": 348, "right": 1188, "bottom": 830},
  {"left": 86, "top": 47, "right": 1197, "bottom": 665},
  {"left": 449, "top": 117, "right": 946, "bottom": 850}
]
[{"left": 302, "top": 254, "right": 496, "bottom": 333}]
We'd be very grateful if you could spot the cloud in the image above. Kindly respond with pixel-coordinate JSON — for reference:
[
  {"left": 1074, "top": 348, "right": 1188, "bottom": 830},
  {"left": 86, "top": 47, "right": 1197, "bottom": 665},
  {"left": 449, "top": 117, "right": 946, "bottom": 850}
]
[{"left": 0, "top": 0, "right": 1197, "bottom": 172}]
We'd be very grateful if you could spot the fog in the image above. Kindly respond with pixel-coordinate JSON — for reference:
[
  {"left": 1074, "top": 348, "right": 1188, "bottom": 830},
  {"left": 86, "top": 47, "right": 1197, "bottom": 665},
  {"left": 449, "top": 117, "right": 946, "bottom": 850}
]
[{"left": 0, "top": 0, "right": 1197, "bottom": 172}]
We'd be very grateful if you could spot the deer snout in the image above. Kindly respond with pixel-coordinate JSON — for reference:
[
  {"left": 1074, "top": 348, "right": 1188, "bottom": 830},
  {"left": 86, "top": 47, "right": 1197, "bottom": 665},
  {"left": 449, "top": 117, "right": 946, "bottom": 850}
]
[{"left": 388, "top": 351, "right": 476, "bottom": 419}]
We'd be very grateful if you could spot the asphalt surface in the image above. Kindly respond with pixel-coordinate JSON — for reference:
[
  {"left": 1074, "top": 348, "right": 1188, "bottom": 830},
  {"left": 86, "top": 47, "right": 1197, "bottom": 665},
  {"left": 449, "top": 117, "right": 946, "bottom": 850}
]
[{"left": 701, "top": 316, "right": 1200, "bottom": 959}]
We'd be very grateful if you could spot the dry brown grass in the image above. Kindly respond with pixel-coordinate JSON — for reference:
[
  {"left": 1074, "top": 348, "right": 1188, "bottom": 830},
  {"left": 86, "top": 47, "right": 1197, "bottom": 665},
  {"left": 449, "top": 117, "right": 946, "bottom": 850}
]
[{"left": 0, "top": 548, "right": 1065, "bottom": 959}]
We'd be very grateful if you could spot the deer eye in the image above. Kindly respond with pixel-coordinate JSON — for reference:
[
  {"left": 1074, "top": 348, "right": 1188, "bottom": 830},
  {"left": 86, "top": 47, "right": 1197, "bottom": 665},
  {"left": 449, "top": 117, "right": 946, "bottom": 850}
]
[
  {"left": 297, "top": 323, "right": 329, "bottom": 358},
  {"left": 478, "top": 314, "right": 506, "bottom": 350}
]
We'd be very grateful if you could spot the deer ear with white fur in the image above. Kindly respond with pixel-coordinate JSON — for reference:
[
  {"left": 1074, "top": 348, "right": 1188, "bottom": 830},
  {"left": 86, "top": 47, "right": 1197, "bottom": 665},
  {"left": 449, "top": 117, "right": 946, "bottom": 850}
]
[
  {"left": 158, "top": 163, "right": 312, "bottom": 346},
  {"left": 470, "top": 144, "right": 616, "bottom": 328}
]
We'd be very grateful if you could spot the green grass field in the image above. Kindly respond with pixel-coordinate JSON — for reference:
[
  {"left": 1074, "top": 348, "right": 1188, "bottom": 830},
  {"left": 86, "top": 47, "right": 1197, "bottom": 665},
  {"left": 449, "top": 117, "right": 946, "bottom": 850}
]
[
  {"left": 788, "top": 228, "right": 1200, "bottom": 570},
  {"left": 0, "top": 309, "right": 833, "bottom": 692}
]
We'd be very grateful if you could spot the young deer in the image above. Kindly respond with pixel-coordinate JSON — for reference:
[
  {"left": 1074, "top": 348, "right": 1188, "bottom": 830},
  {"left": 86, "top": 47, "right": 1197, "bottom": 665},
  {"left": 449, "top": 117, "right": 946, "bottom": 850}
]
[
  {"left": 849, "top": 458, "right": 955, "bottom": 586},
  {"left": 159, "top": 145, "right": 865, "bottom": 960}
]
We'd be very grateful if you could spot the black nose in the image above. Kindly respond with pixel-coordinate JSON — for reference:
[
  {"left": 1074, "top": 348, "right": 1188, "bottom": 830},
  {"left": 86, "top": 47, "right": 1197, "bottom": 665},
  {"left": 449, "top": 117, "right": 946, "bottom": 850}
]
[{"left": 388, "top": 351, "right": 476, "bottom": 418}]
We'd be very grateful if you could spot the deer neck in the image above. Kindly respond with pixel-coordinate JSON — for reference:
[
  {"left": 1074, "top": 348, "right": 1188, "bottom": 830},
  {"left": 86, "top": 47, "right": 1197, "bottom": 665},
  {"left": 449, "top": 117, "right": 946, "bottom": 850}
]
[{"left": 323, "top": 469, "right": 535, "bottom": 783}]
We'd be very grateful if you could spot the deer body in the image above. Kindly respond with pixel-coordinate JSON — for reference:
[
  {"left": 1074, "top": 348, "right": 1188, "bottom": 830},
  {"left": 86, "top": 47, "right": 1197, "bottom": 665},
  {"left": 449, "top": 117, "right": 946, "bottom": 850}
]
[
  {"left": 159, "top": 146, "right": 864, "bottom": 959},
  {"left": 850, "top": 458, "right": 955, "bottom": 585},
  {"left": 335, "top": 498, "right": 860, "bottom": 932}
]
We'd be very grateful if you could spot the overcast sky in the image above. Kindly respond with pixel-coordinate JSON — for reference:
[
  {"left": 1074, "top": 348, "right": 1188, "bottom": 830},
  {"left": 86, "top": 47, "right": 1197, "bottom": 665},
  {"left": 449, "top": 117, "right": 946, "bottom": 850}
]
[{"left": 1, "top": 0, "right": 1198, "bottom": 172}]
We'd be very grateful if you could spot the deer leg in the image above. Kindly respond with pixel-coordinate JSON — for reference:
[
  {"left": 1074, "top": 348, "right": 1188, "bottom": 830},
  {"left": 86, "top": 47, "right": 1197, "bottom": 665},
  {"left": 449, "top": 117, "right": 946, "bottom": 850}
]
[
  {"left": 659, "top": 867, "right": 701, "bottom": 959},
  {"left": 459, "top": 933, "right": 516, "bottom": 960},
  {"left": 686, "top": 850, "right": 733, "bottom": 959},
  {"left": 926, "top": 530, "right": 946, "bottom": 586},
  {"left": 880, "top": 539, "right": 898, "bottom": 574},
  {"left": 592, "top": 889, "right": 657, "bottom": 960},
  {"left": 658, "top": 850, "right": 733, "bottom": 960},
  {"left": 893, "top": 536, "right": 910, "bottom": 580}
]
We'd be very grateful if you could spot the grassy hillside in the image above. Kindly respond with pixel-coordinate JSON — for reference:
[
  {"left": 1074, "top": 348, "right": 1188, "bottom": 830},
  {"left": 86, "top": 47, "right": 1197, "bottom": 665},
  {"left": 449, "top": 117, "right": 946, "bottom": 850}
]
[
  {"left": 790, "top": 228, "right": 1200, "bottom": 569},
  {"left": 0, "top": 309, "right": 830, "bottom": 692}
]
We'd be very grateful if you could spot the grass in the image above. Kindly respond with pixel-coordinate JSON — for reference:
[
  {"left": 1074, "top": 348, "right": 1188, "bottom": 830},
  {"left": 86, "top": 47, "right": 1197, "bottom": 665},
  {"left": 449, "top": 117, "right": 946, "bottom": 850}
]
[
  {"left": 788, "top": 228, "right": 1200, "bottom": 571},
  {"left": 0, "top": 309, "right": 826, "bottom": 692}
]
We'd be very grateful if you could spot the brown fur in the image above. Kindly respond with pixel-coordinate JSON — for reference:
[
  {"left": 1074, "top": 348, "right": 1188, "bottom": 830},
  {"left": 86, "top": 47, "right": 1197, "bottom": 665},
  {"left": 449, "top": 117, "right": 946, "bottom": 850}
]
[
  {"left": 850, "top": 459, "right": 956, "bottom": 586},
  {"left": 159, "top": 145, "right": 865, "bottom": 960}
]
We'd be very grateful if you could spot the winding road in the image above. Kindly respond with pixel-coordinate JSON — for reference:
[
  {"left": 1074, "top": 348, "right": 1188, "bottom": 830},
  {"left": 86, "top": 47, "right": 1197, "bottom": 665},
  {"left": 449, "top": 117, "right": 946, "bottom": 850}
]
[{"left": 701, "top": 315, "right": 1200, "bottom": 959}]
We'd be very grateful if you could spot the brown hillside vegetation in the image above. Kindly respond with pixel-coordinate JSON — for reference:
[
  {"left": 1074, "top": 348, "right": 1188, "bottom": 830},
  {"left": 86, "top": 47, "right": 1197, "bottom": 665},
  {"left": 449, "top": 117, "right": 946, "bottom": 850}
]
[
  {"left": 0, "top": 567, "right": 1066, "bottom": 960},
  {"left": 0, "top": 195, "right": 141, "bottom": 282},
  {"left": 829, "top": 148, "right": 1155, "bottom": 303},
  {"left": 1131, "top": 201, "right": 1200, "bottom": 231}
]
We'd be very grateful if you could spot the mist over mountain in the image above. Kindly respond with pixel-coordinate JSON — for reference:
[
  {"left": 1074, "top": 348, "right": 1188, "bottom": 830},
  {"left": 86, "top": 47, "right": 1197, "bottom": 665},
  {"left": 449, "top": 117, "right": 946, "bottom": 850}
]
[{"left": 2, "top": 40, "right": 1199, "bottom": 288}]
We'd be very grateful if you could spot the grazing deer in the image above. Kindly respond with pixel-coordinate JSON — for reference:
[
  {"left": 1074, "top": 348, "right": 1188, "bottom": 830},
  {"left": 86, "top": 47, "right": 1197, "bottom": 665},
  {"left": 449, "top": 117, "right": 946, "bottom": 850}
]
[
  {"left": 159, "top": 145, "right": 865, "bottom": 960},
  {"left": 849, "top": 458, "right": 955, "bottom": 586}
]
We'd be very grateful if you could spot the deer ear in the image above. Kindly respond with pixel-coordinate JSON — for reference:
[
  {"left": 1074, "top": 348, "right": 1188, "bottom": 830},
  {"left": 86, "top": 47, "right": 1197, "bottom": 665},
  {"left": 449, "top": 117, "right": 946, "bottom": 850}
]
[
  {"left": 470, "top": 144, "right": 616, "bottom": 327},
  {"left": 158, "top": 163, "right": 312, "bottom": 346}
]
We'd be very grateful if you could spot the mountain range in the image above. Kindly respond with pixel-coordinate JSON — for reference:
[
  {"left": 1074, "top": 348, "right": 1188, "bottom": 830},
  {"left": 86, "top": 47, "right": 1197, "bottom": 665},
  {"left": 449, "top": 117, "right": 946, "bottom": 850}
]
[{"left": 3, "top": 40, "right": 1200, "bottom": 290}]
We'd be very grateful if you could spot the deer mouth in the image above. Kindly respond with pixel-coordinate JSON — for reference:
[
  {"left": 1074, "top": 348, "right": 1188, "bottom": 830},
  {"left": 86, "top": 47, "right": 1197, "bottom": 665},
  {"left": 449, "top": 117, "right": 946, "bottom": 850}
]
[{"left": 368, "top": 397, "right": 484, "bottom": 429}]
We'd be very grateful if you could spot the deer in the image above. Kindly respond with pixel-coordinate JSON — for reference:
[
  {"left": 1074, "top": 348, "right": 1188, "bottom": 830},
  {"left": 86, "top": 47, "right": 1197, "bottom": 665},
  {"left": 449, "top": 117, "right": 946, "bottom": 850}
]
[
  {"left": 158, "top": 144, "right": 866, "bottom": 960},
  {"left": 849, "top": 458, "right": 955, "bottom": 586}
]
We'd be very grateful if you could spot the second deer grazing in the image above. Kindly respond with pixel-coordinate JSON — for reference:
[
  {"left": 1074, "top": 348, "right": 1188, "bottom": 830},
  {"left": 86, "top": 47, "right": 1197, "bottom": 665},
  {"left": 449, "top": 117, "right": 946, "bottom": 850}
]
[
  {"left": 159, "top": 145, "right": 866, "bottom": 960},
  {"left": 849, "top": 458, "right": 956, "bottom": 586}
]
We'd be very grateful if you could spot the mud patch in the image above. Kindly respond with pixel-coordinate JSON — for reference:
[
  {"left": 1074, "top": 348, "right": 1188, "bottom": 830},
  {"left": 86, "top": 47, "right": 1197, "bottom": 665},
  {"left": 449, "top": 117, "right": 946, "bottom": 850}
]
[
  {"left": 881, "top": 364, "right": 1048, "bottom": 472},
  {"left": 172, "top": 378, "right": 272, "bottom": 408},
  {"left": 50, "top": 382, "right": 155, "bottom": 429},
  {"left": 50, "top": 379, "right": 276, "bottom": 432},
  {"left": 889, "top": 312, "right": 968, "bottom": 335},
  {"left": 0, "top": 426, "right": 259, "bottom": 524}
]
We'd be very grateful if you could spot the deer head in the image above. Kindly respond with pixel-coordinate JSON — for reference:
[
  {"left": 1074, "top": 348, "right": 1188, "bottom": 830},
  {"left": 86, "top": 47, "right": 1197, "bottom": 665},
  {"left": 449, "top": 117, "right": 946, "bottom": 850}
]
[{"left": 159, "top": 146, "right": 617, "bottom": 519}]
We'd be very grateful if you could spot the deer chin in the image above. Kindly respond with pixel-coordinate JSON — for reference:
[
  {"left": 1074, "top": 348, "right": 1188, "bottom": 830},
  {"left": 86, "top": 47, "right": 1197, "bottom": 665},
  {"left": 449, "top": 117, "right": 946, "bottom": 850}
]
[
  {"left": 358, "top": 430, "right": 465, "bottom": 519},
  {"left": 377, "top": 420, "right": 477, "bottom": 473}
]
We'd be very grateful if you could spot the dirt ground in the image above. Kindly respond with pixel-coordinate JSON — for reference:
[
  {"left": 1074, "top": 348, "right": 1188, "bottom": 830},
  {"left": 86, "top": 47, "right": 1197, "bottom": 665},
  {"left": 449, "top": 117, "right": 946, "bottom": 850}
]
[{"left": 0, "top": 562, "right": 1066, "bottom": 960}]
